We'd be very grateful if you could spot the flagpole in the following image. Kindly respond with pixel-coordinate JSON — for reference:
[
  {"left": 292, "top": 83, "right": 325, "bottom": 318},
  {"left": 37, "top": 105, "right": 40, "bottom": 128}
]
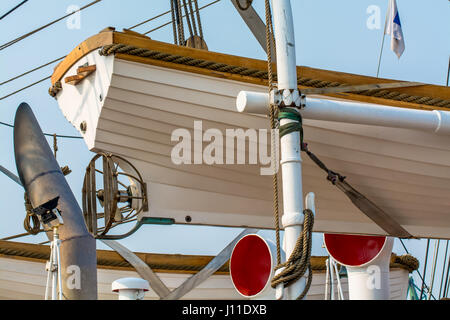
[
  {"left": 376, "top": 1, "right": 390, "bottom": 78},
  {"left": 446, "top": 55, "right": 450, "bottom": 86}
]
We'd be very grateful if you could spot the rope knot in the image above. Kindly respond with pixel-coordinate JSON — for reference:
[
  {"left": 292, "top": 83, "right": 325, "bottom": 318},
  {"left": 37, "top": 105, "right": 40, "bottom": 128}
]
[{"left": 270, "top": 208, "right": 314, "bottom": 300}]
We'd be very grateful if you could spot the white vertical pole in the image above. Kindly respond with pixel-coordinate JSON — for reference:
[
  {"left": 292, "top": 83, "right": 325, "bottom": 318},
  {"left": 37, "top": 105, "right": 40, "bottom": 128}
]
[
  {"left": 45, "top": 243, "right": 53, "bottom": 300},
  {"left": 51, "top": 242, "right": 57, "bottom": 300},
  {"left": 376, "top": 0, "right": 390, "bottom": 78},
  {"left": 271, "top": 0, "right": 298, "bottom": 89},
  {"left": 271, "top": 0, "right": 305, "bottom": 300},
  {"left": 325, "top": 259, "right": 330, "bottom": 300}
]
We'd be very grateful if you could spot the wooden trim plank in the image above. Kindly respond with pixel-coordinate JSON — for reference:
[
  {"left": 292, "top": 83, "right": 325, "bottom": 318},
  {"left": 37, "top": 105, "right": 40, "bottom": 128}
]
[{"left": 51, "top": 30, "right": 450, "bottom": 111}]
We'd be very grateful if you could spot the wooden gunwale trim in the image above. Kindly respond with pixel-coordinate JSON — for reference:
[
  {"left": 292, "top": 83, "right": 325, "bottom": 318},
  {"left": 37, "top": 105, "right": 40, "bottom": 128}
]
[
  {"left": 51, "top": 31, "right": 113, "bottom": 85},
  {"left": 51, "top": 31, "right": 450, "bottom": 111},
  {"left": 0, "top": 240, "right": 227, "bottom": 275},
  {"left": 0, "top": 240, "right": 412, "bottom": 274}
]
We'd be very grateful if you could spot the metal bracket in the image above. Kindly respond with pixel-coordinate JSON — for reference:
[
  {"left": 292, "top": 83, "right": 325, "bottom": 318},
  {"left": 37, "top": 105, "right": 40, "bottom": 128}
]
[
  {"left": 271, "top": 89, "right": 304, "bottom": 108},
  {"left": 230, "top": 0, "right": 274, "bottom": 56},
  {"left": 162, "top": 228, "right": 258, "bottom": 300},
  {"left": 101, "top": 239, "right": 171, "bottom": 298}
]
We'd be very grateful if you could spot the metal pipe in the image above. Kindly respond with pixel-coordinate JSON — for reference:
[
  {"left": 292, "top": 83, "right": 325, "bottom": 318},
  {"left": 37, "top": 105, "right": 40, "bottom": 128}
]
[
  {"left": 324, "top": 258, "right": 330, "bottom": 300},
  {"left": 344, "top": 237, "right": 394, "bottom": 300},
  {"left": 332, "top": 259, "right": 344, "bottom": 300},
  {"left": 14, "top": 103, "right": 97, "bottom": 300},
  {"left": 236, "top": 92, "right": 450, "bottom": 136},
  {"left": 329, "top": 258, "right": 335, "bottom": 300}
]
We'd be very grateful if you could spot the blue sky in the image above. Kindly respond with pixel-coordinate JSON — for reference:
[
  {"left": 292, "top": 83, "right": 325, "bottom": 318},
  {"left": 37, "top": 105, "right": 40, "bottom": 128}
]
[{"left": 0, "top": 0, "right": 449, "bottom": 299}]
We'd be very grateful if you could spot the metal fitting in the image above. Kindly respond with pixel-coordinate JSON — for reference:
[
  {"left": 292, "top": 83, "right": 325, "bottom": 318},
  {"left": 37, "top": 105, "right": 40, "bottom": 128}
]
[{"left": 277, "top": 89, "right": 303, "bottom": 108}]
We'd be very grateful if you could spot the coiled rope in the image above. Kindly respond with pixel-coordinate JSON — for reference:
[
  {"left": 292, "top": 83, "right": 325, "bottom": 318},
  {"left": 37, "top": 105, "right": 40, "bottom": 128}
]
[
  {"left": 86, "top": 44, "right": 450, "bottom": 109},
  {"left": 23, "top": 193, "right": 40, "bottom": 235},
  {"left": 49, "top": 39, "right": 450, "bottom": 109},
  {"left": 391, "top": 253, "right": 420, "bottom": 273}
]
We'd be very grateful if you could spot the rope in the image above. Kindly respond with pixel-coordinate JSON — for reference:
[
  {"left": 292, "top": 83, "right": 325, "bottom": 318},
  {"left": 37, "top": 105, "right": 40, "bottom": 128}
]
[
  {"left": 0, "top": 120, "right": 82, "bottom": 139},
  {"left": 144, "top": 0, "right": 220, "bottom": 35},
  {"left": 1, "top": 76, "right": 51, "bottom": 101},
  {"left": 93, "top": 43, "right": 450, "bottom": 109},
  {"left": 391, "top": 253, "right": 420, "bottom": 273},
  {"left": 48, "top": 81, "right": 62, "bottom": 98},
  {"left": 193, "top": 0, "right": 204, "bottom": 39},
  {"left": 175, "top": 0, "right": 186, "bottom": 45},
  {"left": 53, "top": 134, "right": 58, "bottom": 159},
  {"left": 170, "top": 0, "right": 179, "bottom": 45},
  {"left": 264, "top": 0, "right": 282, "bottom": 269},
  {"left": 23, "top": 193, "right": 40, "bottom": 235},
  {"left": 187, "top": 0, "right": 199, "bottom": 37},
  {"left": 271, "top": 209, "right": 315, "bottom": 300},
  {"left": 182, "top": 0, "right": 194, "bottom": 39},
  {"left": 0, "top": 0, "right": 102, "bottom": 52},
  {"left": 98, "top": 44, "right": 268, "bottom": 78},
  {"left": 264, "top": 1, "right": 313, "bottom": 300},
  {"left": 129, "top": 7, "right": 177, "bottom": 31},
  {"left": 0, "top": 0, "right": 28, "bottom": 21},
  {"left": 272, "top": 107, "right": 315, "bottom": 299},
  {"left": 0, "top": 56, "right": 65, "bottom": 87}
]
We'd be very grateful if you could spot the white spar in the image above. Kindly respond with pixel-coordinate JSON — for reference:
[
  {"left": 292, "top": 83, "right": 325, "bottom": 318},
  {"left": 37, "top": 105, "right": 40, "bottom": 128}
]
[
  {"left": 270, "top": 0, "right": 306, "bottom": 300},
  {"left": 236, "top": 91, "right": 450, "bottom": 135}
]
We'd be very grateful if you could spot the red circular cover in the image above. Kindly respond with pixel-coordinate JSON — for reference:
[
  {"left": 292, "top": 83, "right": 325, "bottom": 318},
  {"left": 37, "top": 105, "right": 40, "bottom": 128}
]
[
  {"left": 324, "top": 233, "right": 386, "bottom": 266},
  {"left": 230, "top": 234, "right": 272, "bottom": 297}
]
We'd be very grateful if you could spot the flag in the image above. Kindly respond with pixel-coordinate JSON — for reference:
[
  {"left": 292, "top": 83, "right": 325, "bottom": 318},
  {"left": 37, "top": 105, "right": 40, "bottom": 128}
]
[{"left": 384, "top": 0, "right": 405, "bottom": 58}]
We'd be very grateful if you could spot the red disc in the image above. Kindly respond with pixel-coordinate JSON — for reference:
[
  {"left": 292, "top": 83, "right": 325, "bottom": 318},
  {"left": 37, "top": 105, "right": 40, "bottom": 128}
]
[
  {"left": 324, "top": 233, "right": 386, "bottom": 267},
  {"left": 230, "top": 234, "right": 272, "bottom": 297}
]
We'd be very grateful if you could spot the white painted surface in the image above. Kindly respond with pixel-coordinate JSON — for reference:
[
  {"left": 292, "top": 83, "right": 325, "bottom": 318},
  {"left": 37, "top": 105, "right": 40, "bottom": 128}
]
[
  {"left": 0, "top": 257, "right": 409, "bottom": 300},
  {"left": 55, "top": 53, "right": 450, "bottom": 239},
  {"left": 237, "top": 91, "right": 450, "bottom": 135}
]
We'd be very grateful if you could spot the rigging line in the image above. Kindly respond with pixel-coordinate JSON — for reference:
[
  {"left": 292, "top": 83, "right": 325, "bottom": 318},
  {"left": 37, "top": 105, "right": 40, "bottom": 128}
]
[
  {"left": 128, "top": 0, "right": 194, "bottom": 31},
  {"left": 420, "top": 238, "right": 431, "bottom": 299},
  {"left": 172, "top": 0, "right": 183, "bottom": 44},
  {"left": 443, "top": 246, "right": 450, "bottom": 297},
  {"left": 176, "top": 0, "right": 186, "bottom": 45},
  {"left": 0, "top": 121, "right": 82, "bottom": 139},
  {"left": 129, "top": 8, "right": 176, "bottom": 31},
  {"left": 170, "top": 0, "right": 178, "bottom": 45},
  {"left": 187, "top": 0, "right": 199, "bottom": 36},
  {"left": 438, "top": 240, "right": 449, "bottom": 299},
  {"left": 193, "top": 0, "right": 204, "bottom": 39},
  {"left": 0, "top": 75, "right": 50, "bottom": 101},
  {"left": 0, "top": 56, "right": 66, "bottom": 87},
  {"left": 182, "top": 0, "right": 194, "bottom": 39},
  {"left": 144, "top": 0, "right": 220, "bottom": 35},
  {"left": 1, "top": 231, "right": 44, "bottom": 241},
  {"left": 399, "top": 239, "right": 437, "bottom": 300},
  {"left": 0, "top": 0, "right": 28, "bottom": 21},
  {"left": 428, "top": 239, "right": 440, "bottom": 300},
  {"left": 447, "top": 56, "right": 450, "bottom": 87},
  {"left": 0, "top": 0, "right": 102, "bottom": 52}
]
